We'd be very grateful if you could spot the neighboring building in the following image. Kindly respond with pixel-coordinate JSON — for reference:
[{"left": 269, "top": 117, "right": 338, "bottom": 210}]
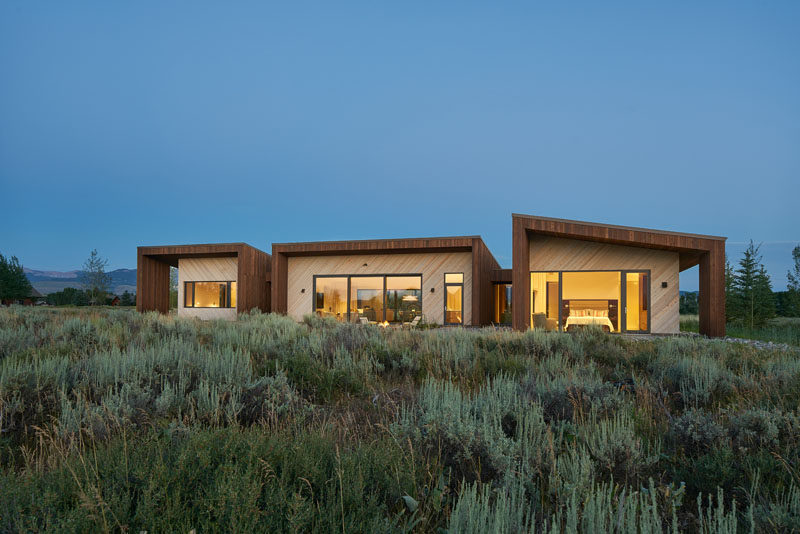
[
  {"left": 107, "top": 295, "right": 121, "bottom": 306},
  {"left": 136, "top": 214, "right": 726, "bottom": 336},
  {"left": 3, "top": 287, "right": 45, "bottom": 306}
]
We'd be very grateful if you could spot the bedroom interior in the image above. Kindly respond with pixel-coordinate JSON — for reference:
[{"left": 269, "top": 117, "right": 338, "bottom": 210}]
[{"left": 530, "top": 270, "right": 650, "bottom": 333}]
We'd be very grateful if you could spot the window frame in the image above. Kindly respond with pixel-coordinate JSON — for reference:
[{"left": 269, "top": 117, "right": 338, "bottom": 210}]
[
  {"left": 529, "top": 269, "right": 651, "bottom": 333},
  {"left": 443, "top": 272, "right": 464, "bottom": 326},
  {"left": 312, "top": 273, "right": 423, "bottom": 323},
  {"left": 183, "top": 280, "right": 236, "bottom": 309}
]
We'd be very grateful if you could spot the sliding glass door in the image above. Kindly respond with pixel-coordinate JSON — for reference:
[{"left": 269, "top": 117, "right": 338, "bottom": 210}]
[
  {"left": 561, "top": 271, "right": 620, "bottom": 332},
  {"left": 530, "top": 270, "right": 650, "bottom": 333},
  {"left": 314, "top": 274, "right": 422, "bottom": 324}
]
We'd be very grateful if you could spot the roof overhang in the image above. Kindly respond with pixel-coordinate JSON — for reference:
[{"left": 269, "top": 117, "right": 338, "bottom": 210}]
[
  {"left": 272, "top": 236, "right": 482, "bottom": 258},
  {"left": 137, "top": 243, "right": 269, "bottom": 267},
  {"left": 513, "top": 214, "right": 726, "bottom": 272}
]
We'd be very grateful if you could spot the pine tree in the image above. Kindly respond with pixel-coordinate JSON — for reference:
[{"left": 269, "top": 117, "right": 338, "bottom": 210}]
[
  {"left": 80, "top": 249, "right": 112, "bottom": 306},
  {"left": 120, "top": 290, "right": 135, "bottom": 307},
  {"left": 0, "top": 253, "right": 34, "bottom": 303},
  {"left": 732, "top": 241, "right": 775, "bottom": 328},
  {"left": 787, "top": 245, "right": 800, "bottom": 317},
  {"left": 724, "top": 257, "right": 738, "bottom": 322}
]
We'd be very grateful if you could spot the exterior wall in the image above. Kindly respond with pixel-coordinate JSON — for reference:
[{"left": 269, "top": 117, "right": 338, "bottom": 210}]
[
  {"left": 178, "top": 257, "right": 238, "bottom": 321},
  {"left": 528, "top": 235, "right": 679, "bottom": 333},
  {"left": 286, "top": 252, "right": 473, "bottom": 324}
]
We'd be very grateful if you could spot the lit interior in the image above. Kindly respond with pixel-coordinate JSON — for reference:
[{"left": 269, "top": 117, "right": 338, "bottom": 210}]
[
  {"left": 445, "top": 285, "right": 463, "bottom": 324},
  {"left": 530, "top": 271, "right": 650, "bottom": 332},
  {"left": 350, "top": 277, "right": 384, "bottom": 323},
  {"left": 186, "top": 281, "right": 235, "bottom": 308},
  {"left": 445, "top": 273, "right": 463, "bottom": 284},
  {"left": 493, "top": 283, "right": 512, "bottom": 324},
  {"left": 562, "top": 271, "right": 620, "bottom": 332},
  {"left": 531, "top": 272, "right": 559, "bottom": 331},
  {"left": 625, "top": 272, "right": 648, "bottom": 331},
  {"left": 314, "top": 274, "right": 423, "bottom": 324},
  {"left": 385, "top": 276, "right": 422, "bottom": 323},
  {"left": 314, "top": 277, "right": 348, "bottom": 319}
]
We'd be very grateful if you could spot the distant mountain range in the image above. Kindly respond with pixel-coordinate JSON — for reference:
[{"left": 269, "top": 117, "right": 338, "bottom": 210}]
[{"left": 24, "top": 268, "right": 137, "bottom": 296}]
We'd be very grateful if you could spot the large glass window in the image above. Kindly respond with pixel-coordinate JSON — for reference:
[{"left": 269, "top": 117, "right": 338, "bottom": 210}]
[
  {"left": 314, "top": 277, "right": 347, "bottom": 320},
  {"left": 444, "top": 272, "right": 463, "bottom": 325},
  {"left": 530, "top": 270, "right": 650, "bottom": 333},
  {"left": 561, "top": 271, "right": 620, "bottom": 332},
  {"left": 493, "top": 283, "right": 512, "bottom": 324},
  {"left": 386, "top": 276, "right": 422, "bottom": 323},
  {"left": 184, "top": 281, "right": 236, "bottom": 308},
  {"left": 531, "top": 272, "right": 559, "bottom": 331},
  {"left": 313, "top": 274, "right": 422, "bottom": 324},
  {"left": 350, "top": 277, "right": 384, "bottom": 323}
]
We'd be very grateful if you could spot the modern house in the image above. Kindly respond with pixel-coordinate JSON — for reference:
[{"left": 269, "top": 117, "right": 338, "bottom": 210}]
[{"left": 137, "top": 214, "right": 726, "bottom": 336}]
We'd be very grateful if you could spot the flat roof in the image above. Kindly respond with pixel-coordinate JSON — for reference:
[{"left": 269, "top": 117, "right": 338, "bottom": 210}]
[
  {"left": 273, "top": 235, "right": 484, "bottom": 257},
  {"left": 138, "top": 243, "right": 270, "bottom": 266}
]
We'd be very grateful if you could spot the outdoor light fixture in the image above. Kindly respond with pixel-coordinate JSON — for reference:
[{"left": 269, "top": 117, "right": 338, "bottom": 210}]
[
  {"left": 662, "top": 282, "right": 668, "bottom": 288},
  {"left": 430, "top": 288, "right": 435, "bottom": 293}
]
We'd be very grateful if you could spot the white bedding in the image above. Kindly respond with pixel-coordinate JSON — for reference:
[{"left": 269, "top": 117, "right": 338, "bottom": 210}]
[{"left": 563, "top": 315, "right": 615, "bottom": 332}]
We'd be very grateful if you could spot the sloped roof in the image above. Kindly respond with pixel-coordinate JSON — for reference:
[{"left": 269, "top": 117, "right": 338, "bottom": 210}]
[{"left": 512, "top": 214, "right": 726, "bottom": 271}]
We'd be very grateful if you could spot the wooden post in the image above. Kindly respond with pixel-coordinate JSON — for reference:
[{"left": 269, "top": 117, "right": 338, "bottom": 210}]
[
  {"left": 512, "top": 219, "right": 530, "bottom": 331},
  {"left": 698, "top": 241, "right": 726, "bottom": 337},
  {"left": 136, "top": 250, "right": 170, "bottom": 314}
]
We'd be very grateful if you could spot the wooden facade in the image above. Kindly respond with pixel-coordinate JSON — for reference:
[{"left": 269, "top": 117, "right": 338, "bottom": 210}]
[
  {"left": 511, "top": 214, "right": 726, "bottom": 337},
  {"left": 137, "top": 243, "right": 271, "bottom": 315},
  {"left": 272, "top": 236, "right": 500, "bottom": 325}
]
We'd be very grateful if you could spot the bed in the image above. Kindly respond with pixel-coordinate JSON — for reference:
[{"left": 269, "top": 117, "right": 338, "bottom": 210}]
[{"left": 562, "top": 299, "right": 617, "bottom": 332}]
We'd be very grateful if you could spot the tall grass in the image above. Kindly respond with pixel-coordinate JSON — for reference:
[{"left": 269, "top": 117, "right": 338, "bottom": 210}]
[
  {"left": 0, "top": 306, "right": 798, "bottom": 532},
  {"left": 681, "top": 314, "right": 800, "bottom": 346}
]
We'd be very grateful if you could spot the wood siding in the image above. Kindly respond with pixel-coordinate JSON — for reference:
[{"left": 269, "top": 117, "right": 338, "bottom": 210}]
[
  {"left": 511, "top": 214, "right": 726, "bottom": 336},
  {"left": 136, "top": 251, "right": 170, "bottom": 314},
  {"left": 528, "top": 236, "right": 680, "bottom": 333},
  {"left": 285, "top": 252, "right": 473, "bottom": 324},
  {"left": 137, "top": 243, "right": 271, "bottom": 317},
  {"left": 237, "top": 245, "right": 271, "bottom": 313},
  {"left": 472, "top": 238, "right": 501, "bottom": 325},
  {"left": 178, "top": 257, "right": 238, "bottom": 320}
]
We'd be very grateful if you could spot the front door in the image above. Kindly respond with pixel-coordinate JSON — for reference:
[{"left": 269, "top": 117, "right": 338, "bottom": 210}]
[{"left": 622, "top": 271, "right": 650, "bottom": 333}]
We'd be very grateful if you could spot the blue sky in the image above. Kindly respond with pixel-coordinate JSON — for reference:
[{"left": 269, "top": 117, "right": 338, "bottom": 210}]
[{"left": 1, "top": 2, "right": 798, "bottom": 290}]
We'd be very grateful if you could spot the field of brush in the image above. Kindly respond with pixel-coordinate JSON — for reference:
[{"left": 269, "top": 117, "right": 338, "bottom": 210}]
[{"left": 0, "top": 307, "right": 799, "bottom": 533}]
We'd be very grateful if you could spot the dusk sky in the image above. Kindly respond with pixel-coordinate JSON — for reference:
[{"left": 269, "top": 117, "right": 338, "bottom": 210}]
[{"left": 1, "top": 2, "right": 798, "bottom": 290}]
